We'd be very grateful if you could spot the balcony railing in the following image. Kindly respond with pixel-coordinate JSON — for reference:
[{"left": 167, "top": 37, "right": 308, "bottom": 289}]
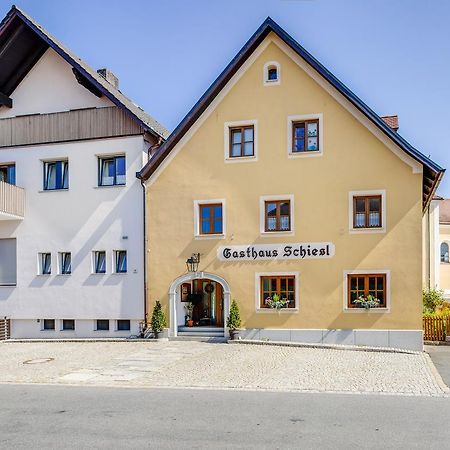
[{"left": 0, "top": 181, "right": 25, "bottom": 219}]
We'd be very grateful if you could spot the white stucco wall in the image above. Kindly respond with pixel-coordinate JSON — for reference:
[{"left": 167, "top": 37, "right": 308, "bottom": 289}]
[
  {"left": 0, "top": 135, "right": 146, "bottom": 323},
  {"left": 0, "top": 48, "right": 112, "bottom": 119}
]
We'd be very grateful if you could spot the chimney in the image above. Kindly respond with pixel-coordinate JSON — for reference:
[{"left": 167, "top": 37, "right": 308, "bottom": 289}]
[
  {"left": 97, "top": 68, "right": 119, "bottom": 89},
  {"left": 381, "top": 115, "right": 399, "bottom": 132}
]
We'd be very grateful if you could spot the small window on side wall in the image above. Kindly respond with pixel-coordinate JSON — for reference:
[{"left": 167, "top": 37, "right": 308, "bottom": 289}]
[
  {"left": 347, "top": 273, "right": 386, "bottom": 309},
  {"left": 0, "top": 164, "right": 16, "bottom": 185},
  {"left": 39, "top": 253, "right": 51, "bottom": 275},
  {"left": 441, "top": 242, "right": 449, "bottom": 263},
  {"left": 99, "top": 155, "right": 125, "bottom": 186},
  {"left": 93, "top": 251, "right": 106, "bottom": 274},
  {"left": 114, "top": 250, "right": 127, "bottom": 273},
  {"left": 292, "top": 120, "right": 319, "bottom": 153},
  {"left": 200, "top": 203, "right": 223, "bottom": 235},
  {"left": 44, "top": 160, "right": 68, "bottom": 190},
  {"left": 353, "top": 195, "right": 382, "bottom": 229},
  {"left": 59, "top": 252, "right": 71, "bottom": 275},
  {"left": 263, "top": 61, "right": 280, "bottom": 85},
  {"left": 260, "top": 275, "right": 296, "bottom": 309},
  {"left": 265, "top": 200, "right": 291, "bottom": 232},
  {"left": 229, "top": 126, "right": 254, "bottom": 158}
]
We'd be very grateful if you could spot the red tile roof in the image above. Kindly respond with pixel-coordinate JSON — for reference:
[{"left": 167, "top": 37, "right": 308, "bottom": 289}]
[{"left": 381, "top": 115, "right": 399, "bottom": 131}]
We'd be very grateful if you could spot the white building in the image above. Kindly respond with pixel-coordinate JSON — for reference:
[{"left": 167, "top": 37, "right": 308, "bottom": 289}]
[{"left": 0, "top": 7, "right": 168, "bottom": 338}]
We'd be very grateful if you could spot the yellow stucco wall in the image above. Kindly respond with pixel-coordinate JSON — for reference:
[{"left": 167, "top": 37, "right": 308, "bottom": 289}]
[
  {"left": 439, "top": 227, "right": 450, "bottom": 290},
  {"left": 145, "top": 36, "right": 423, "bottom": 331}
]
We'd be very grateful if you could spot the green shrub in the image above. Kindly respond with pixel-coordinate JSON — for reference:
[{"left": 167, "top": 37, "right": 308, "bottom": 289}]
[
  {"left": 423, "top": 288, "right": 444, "bottom": 315},
  {"left": 150, "top": 300, "right": 167, "bottom": 333},
  {"left": 226, "top": 299, "right": 241, "bottom": 330}
]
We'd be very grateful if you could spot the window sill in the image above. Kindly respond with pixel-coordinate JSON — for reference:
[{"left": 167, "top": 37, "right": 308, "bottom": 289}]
[
  {"left": 224, "top": 156, "right": 257, "bottom": 164},
  {"left": 37, "top": 274, "right": 51, "bottom": 277},
  {"left": 94, "top": 184, "right": 126, "bottom": 189},
  {"left": 112, "top": 272, "right": 127, "bottom": 275},
  {"left": 288, "top": 150, "right": 322, "bottom": 158},
  {"left": 264, "top": 79, "right": 280, "bottom": 86},
  {"left": 90, "top": 272, "right": 106, "bottom": 275},
  {"left": 343, "top": 308, "right": 390, "bottom": 314},
  {"left": 260, "top": 231, "right": 294, "bottom": 238},
  {"left": 195, "top": 234, "right": 225, "bottom": 240},
  {"left": 38, "top": 189, "right": 69, "bottom": 193},
  {"left": 56, "top": 274, "right": 71, "bottom": 276},
  {"left": 256, "top": 308, "right": 299, "bottom": 314},
  {"left": 0, "top": 284, "right": 16, "bottom": 287},
  {"left": 41, "top": 329, "right": 55, "bottom": 332},
  {"left": 349, "top": 228, "right": 386, "bottom": 235}
]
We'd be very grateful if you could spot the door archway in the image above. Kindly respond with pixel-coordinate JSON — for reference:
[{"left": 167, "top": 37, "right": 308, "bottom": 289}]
[{"left": 168, "top": 272, "right": 231, "bottom": 337}]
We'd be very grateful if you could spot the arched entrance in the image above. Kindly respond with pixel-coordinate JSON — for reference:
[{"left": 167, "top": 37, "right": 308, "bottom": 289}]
[{"left": 168, "top": 272, "right": 231, "bottom": 337}]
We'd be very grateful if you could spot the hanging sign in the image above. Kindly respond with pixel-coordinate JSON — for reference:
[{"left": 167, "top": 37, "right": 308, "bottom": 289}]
[{"left": 217, "top": 242, "right": 335, "bottom": 262}]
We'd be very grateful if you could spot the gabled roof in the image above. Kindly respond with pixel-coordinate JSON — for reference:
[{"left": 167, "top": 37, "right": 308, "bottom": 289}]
[
  {"left": 138, "top": 17, "right": 444, "bottom": 210},
  {"left": 0, "top": 5, "right": 169, "bottom": 139}
]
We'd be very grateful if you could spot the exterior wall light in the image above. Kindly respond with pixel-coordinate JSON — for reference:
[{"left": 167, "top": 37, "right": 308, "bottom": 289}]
[{"left": 186, "top": 253, "right": 200, "bottom": 272}]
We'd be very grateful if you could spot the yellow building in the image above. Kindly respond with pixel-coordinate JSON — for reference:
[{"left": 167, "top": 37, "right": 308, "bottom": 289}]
[{"left": 139, "top": 18, "right": 444, "bottom": 351}]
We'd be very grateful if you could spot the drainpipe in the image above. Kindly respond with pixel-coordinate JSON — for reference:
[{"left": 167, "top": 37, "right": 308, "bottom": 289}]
[{"left": 141, "top": 178, "right": 148, "bottom": 332}]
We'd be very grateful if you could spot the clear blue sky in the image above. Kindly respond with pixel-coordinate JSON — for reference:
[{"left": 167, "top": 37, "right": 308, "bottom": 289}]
[{"left": 2, "top": 0, "right": 450, "bottom": 195}]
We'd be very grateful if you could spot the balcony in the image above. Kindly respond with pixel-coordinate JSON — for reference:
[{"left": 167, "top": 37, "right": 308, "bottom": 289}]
[{"left": 0, "top": 181, "right": 24, "bottom": 220}]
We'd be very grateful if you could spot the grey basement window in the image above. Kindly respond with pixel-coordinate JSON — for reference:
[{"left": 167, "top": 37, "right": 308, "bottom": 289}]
[
  {"left": 117, "top": 320, "right": 130, "bottom": 331},
  {"left": 62, "top": 319, "right": 75, "bottom": 331},
  {"left": 96, "top": 319, "right": 109, "bottom": 331},
  {"left": 0, "top": 238, "right": 17, "bottom": 286},
  {"left": 43, "top": 319, "right": 55, "bottom": 330}
]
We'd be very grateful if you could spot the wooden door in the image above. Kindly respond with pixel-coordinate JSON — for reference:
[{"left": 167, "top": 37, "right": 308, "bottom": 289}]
[{"left": 215, "top": 283, "right": 223, "bottom": 327}]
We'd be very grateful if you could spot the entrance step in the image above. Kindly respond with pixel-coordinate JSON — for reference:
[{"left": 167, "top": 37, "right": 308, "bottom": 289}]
[
  {"left": 178, "top": 326, "right": 223, "bottom": 333},
  {"left": 170, "top": 336, "right": 226, "bottom": 343}
]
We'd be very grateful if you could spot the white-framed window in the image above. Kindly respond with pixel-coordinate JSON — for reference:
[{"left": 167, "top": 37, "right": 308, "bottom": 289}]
[
  {"left": 255, "top": 272, "right": 299, "bottom": 312},
  {"left": 193, "top": 199, "right": 226, "bottom": 239},
  {"left": 96, "top": 319, "right": 110, "bottom": 331},
  {"left": 42, "top": 319, "right": 55, "bottom": 331},
  {"left": 348, "top": 190, "right": 386, "bottom": 234},
  {"left": 38, "top": 253, "right": 51, "bottom": 275},
  {"left": 58, "top": 252, "right": 72, "bottom": 275},
  {"left": 287, "top": 114, "right": 323, "bottom": 158},
  {"left": 343, "top": 270, "right": 390, "bottom": 313},
  {"left": 263, "top": 61, "right": 280, "bottom": 85},
  {"left": 441, "top": 242, "right": 449, "bottom": 263},
  {"left": 98, "top": 155, "right": 126, "bottom": 186},
  {"left": 259, "top": 194, "right": 294, "bottom": 236},
  {"left": 43, "top": 160, "right": 69, "bottom": 190},
  {"left": 0, "top": 238, "right": 16, "bottom": 286},
  {"left": 117, "top": 319, "right": 130, "bottom": 331},
  {"left": 61, "top": 319, "right": 75, "bottom": 331},
  {"left": 114, "top": 250, "right": 127, "bottom": 273},
  {"left": 92, "top": 251, "right": 106, "bottom": 274},
  {"left": 224, "top": 120, "right": 258, "bottom": 163}
]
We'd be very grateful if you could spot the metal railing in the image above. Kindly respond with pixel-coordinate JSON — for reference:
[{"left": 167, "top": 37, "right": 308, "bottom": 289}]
[{"left": 0, "top": 181, "right": 25, "bottom": 219}]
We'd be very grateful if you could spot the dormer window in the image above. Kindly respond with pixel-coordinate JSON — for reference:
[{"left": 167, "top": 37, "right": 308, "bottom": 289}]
[{"left": 263, "top": 61, "right": 280, "bottom": 85}]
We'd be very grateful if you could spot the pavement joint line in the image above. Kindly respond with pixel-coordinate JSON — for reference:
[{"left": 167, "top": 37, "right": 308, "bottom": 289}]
[
  {"left": 0, "top": 380, "right": 448, "bottom": 398},
  {"left": 228, "top": 339, "right": 422, "bottom": 355}
]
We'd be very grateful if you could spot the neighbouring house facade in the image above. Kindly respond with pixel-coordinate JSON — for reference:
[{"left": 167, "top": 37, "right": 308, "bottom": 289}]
[
  {"left": 139, "top": 18, "right": 444, "bottom": 351},
  {"left": 424, "top": 197, "right": 450, "bottom": 300},
  {"left": 0, "top": 7, "right": 168, "bottom": 338}
]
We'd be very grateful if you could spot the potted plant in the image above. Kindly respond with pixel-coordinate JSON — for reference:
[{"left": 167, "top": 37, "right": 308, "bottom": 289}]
[
  {"left": 226, "top": 299, "right": 241, "bottom": 340},
  {"left": 353, "top": 294, "right": 381, "bottom": 310},
  {"left": 185, "top": 302, "right": 194, "bottom": 327},
  {"left": 150, "top": 300, "right": 167, "bottom": 339},
  {"left": 265, "top": 294, "right": 290, "bottom": 310}
]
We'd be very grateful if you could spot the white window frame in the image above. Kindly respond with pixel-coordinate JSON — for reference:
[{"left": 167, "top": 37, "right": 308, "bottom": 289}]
[
  {"left": 57, "top": 252, "right": 72, "bottom": 275},
  {"left": 113, "top": 250, "right": 128, "bottom": 274},
  {"left": 37, "top": 252, "right": 52, "bottom": 275},
  {"left": 255, "top": 272, "right": 299, "bottom": 313},
  {"left": 440, "top": 241, "right": 450, "bottom": 264},
  {"left": 348, "top": 190, "right": 386, "bottom": 234},
  {"left": 193, "top": 199, "right": 226, "bottom": 240},
  {"left": 116, "top": 319, "right": 131, "bottom": 331},
  {"left": 287, "top": 114, "right": 323, "bottom": 158},
  {"left": 224, "top": 120, "right": 258, "bottom": 163},
  {"left": 41, "top": 319, "right": 56, "bottom": 331},
  {"left": 343, "top": 269, "right": 390, "bottom": 313},
  {"left": 61, "top": 319, "right": 75, "bottom": 331},
  {"left": 259, "top": 194, "right": 294, "bottom": 237},
  {"left": 263, "top": 61, "right": 281, "bottom": 86},
  {"left": 91, "top": 250, "right": 107, "bottom": 274},
  {"left": 97, "top": 153, "right": 126, "bottom": 188},
  {"left": 95, "top": 319, "right": 110, "bottom": 332}
]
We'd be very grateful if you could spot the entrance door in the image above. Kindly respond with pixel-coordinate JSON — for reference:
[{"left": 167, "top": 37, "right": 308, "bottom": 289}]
[{"left": 192, "top": 279, "right": 223, "bottom": 327}]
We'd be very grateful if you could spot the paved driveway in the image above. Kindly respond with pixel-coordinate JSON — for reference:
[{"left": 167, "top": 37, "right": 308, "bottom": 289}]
[
  {"left": 425, "top": 345, "right": 450, "bottom": 387},
  {"left": 0, "top": 341, "right": 447, "bottom": 396}
]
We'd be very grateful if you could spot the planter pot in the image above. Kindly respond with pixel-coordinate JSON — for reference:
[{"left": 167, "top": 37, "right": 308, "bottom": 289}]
[
  {"left": 229, "top": 329, "right": 240, "bottom": 340},
  {"left": 187, "top": 320, "right": 194, "bottom": 327},
  {"left": 153, "top": 329, "right": 169, "bottom": 341}
]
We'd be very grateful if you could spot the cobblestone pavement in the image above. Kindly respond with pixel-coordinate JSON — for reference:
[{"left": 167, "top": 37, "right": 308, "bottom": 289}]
[{"left": 0, "top": 341, "right": 447, "bottom": 396}]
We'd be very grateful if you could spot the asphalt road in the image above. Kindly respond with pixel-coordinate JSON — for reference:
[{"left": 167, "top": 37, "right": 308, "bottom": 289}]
[
  {"left": 0, "top": 384, "right": 449, "bottom": 450},
  {"left": 426, "top": 345, "right": 450, "bottom": 387}
]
